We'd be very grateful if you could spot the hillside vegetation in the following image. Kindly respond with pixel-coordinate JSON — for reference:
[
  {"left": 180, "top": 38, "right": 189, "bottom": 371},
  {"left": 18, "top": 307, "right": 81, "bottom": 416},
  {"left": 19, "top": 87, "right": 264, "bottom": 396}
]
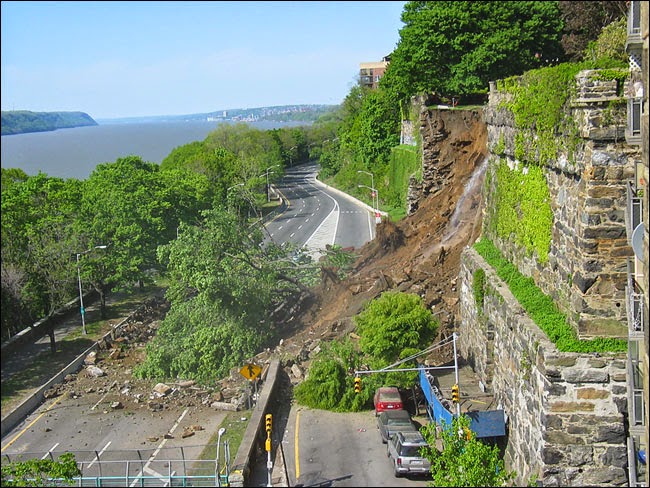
[{"left": 1, "top": 110, "right": 97, "bottom": 135}]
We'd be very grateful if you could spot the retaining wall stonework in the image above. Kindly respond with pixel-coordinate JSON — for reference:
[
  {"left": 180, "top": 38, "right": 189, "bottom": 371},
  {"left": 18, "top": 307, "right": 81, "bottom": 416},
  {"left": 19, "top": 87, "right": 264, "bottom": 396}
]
[
  {"left": 482, "top": 71, "right": 641, "bottom": 339},
  {"left": 459, "top": 248, "right": 628, "bottom": 486},
  {"left": 456, "top": 69, "right": 641, "bottom": 485}
]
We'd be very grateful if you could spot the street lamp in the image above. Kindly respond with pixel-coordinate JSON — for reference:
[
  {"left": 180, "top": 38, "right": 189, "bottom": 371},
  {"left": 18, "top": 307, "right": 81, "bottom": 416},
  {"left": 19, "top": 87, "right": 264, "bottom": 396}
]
[
  {"left": 358, "top": 184, "right": 378, "bottom": 211},
  {"left": 260, "top": 165, "right": 279, "bottom": 202},
  {"left": 76, "top": 245, "right": 107, "bottom": 335},
  {"left": 227, "top": 183, "right": 244, "bottom": 194},
  {"left": 216, "top": 427, "right": 226, "bottom": 486},
  {"left": 358, "top": 184, "right": 381, "bottom": 225},
  {"left": 357, "top": 170, "right": 375, "bottom": 211},
  {"left": 288, "top": 146, "right": 297, "bottom": 167}
]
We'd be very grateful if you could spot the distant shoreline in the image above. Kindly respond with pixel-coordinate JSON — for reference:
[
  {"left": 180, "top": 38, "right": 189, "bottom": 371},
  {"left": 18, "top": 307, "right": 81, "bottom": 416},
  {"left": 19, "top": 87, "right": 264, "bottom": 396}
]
[{"left": 1, "top": 110, "right": 98, "bottom": 136}]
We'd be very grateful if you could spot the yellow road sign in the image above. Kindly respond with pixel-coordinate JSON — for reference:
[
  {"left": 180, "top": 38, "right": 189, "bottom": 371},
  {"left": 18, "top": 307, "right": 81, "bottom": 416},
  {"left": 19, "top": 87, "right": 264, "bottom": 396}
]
[{"left": 239, "top": 363, "right": 262, "bottom": 381}]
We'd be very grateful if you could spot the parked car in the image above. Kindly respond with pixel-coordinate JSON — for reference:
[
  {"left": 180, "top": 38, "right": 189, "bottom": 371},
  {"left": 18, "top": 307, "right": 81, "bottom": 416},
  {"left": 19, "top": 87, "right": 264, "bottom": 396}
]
[
  {"left": 387, "top": 431, "right": 431, "bottom": 478},
  {"left": 377, "top": 409, "right": 418, "bottom": 443},
  {"left": 373, "top": 386, "right": 403, "bottom": 416}
]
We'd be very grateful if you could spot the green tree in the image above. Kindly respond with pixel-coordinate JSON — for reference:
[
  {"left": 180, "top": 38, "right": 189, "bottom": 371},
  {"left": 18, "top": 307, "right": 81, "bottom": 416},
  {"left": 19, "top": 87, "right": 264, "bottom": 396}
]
[
  {"left": 81, "top": 156, "right": 210, "bottom": 306},
  {"left": 559, "top": 1, "right": 627, "bottom": 61},
  {"left": 421, "top": 415, "right": 515, "bottom": 487},
  {"left": 136, "top": 207, "right": 309, "bottom": 383},
  {"left": 381, "top": 1, "right": 564, "bottom": 101},
  {"left": 203, "top": 123, "right": 283, "bottom": 181},
  {"left": 1, "top": 167, "right": 29, "bottom": 193},
  {"left": 1, "top": 452, "right": 80, "bottom": 487},
  {"left": 293, "top": 338, "right": 369, "bottom": 411},
  {"left": 1, "top": 173, "right": 84, "bottom": 344},
  {"left": 355, "top": 291, "right": 438, "bottom": 366}
]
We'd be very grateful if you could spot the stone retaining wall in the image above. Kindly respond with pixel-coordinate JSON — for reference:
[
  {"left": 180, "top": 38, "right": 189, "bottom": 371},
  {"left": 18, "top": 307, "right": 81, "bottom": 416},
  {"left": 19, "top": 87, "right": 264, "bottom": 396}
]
[
  {"left": 482, "top": 70, "right": 641, "bottom": 339},
  {"left": 459, "top": 248, "right": 628, "bottom": 486}
]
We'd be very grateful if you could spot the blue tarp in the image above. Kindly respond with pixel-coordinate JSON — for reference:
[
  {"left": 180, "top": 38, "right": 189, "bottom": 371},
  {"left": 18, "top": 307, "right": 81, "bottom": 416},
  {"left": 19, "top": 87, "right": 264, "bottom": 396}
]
[
  {"left": 466, "top": 410, "right": 506, "bottom": 438},
  {"left": 420, "top": 368, "right": 454, "bottom": 427},
  {"left": 419, "top": 367, "right": 505, "bottom": 439}
]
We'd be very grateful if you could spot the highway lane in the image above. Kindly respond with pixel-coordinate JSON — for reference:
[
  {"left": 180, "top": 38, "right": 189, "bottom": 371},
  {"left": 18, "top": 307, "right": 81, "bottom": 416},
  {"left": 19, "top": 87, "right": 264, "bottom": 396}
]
[
  {"left": 282, "top": 407, "right": 430, "bottom": 487},
  {"left": 265, "top": 163, "right": 375, "bottom": 259},
  {"left": 1, "top": 162, "right": 377, "bottom": 484}
]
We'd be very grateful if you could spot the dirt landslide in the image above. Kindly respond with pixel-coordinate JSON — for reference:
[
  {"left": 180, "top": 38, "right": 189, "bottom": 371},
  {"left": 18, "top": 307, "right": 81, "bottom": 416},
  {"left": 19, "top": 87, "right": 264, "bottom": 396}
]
[
  {"left": 48, "top": 109, "right": 488, "bottom": 414},
  {"left": 276, "top": 108, "right": 488, "bottom": 378}
]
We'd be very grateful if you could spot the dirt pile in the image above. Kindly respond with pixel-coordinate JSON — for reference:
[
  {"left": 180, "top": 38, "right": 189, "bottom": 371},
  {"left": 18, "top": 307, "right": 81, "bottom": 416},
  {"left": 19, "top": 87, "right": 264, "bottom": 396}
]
[{"left": 277, "top": 108, "right": 488, "bottom": 376}]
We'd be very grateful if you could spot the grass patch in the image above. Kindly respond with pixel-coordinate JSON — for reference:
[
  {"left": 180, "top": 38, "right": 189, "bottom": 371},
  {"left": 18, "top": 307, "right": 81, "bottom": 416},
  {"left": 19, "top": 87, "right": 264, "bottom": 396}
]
[
  {"left": 1, "top": 287, "right": 165, "bottom": 412},
  {"left": 474, "top": 238, "right": 626, "bottom": 353},
  {"left": 192, "top": 409, "right": 253, "bottom": 478}
]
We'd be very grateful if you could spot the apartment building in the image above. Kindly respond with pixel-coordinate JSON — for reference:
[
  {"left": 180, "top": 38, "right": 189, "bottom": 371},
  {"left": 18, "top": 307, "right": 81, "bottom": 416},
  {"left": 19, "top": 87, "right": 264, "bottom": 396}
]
[
  {"left": 359, "top": 56, "right": 390, "bottom": 89},
  {"left": 625, "top": 1, "right": 648, "bottom": 485}
]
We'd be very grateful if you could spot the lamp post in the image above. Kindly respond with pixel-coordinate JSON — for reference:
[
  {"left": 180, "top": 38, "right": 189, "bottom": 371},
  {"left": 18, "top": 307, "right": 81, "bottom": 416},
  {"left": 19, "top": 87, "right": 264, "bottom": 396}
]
[
  {"left": 76, "top": 245, "right": 107, "bottom": 335},
  {"left": 216, "top": 427, "right": 226, "bottom": 486},
  {"left": 261, "top": 165, "right": 279, "bottom": 202},
  {"left": 358, "top": 184, "right": 381, "bottom": 225},
  {"left": 358, "top": 184, "right": 378, "bottom": 212},
  {"left": 357, "top": 170, "right": 376, "bottom": 211},
  {"left": 288, "top": 146, "right": 297, "bottom": 167}
]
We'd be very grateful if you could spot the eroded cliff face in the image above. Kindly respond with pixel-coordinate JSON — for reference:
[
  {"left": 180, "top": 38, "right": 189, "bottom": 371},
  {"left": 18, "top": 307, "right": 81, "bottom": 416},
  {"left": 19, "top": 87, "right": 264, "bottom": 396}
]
[{"left": 279, "top": 107, "right": 488, "bottom": 366}]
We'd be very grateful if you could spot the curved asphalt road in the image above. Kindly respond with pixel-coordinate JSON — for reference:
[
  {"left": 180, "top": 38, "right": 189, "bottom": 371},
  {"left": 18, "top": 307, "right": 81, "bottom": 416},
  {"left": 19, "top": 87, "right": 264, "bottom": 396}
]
[{"left": 265, "top": 163, "right": 375, "bottom": 260}]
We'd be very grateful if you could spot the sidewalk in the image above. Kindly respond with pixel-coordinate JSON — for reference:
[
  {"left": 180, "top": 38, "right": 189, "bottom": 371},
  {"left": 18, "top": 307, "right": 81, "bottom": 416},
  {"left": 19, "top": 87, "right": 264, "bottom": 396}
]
[{"left": 1, "top": 290, "right": 155, "bottom": 415}]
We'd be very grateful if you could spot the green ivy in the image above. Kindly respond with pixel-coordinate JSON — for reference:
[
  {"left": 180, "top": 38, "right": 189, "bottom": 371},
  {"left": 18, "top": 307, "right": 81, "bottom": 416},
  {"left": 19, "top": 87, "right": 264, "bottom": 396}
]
[
  {"left": 593, "top": 68, "right": 628, "bottom": 97},
  {"left": 472, "top": 268, "right": 486, "bottom": 313},
  {"left": 488, "top": 159, "right": 553, "bottom": 263},
  {"left": 497, "top": 63, "right": 583, "bottom": 167},
  {"left": 473, "top": 238, "right": 626, "bottom": 353},
  {"left": 387, "top": 145, "right": 420, "bottom": 210}
]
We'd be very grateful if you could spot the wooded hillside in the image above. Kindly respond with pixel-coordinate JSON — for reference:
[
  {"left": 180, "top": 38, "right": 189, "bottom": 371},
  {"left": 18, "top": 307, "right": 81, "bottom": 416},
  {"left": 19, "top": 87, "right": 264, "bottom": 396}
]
[{"left": 1, "top": 110, "right": 97, "bottom": 135}]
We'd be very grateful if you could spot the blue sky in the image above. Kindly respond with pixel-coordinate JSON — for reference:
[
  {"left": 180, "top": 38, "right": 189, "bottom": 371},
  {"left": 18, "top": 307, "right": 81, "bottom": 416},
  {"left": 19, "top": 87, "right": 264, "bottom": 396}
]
[{"left": 1, "top": 1, "right": 405, "bottom": 119}]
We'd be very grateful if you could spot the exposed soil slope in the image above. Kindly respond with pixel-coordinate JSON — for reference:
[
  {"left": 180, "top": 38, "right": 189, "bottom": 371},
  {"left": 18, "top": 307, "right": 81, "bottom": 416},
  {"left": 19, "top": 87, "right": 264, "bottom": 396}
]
[{"left": 277, "top": 109, "right": 488, "bottom": 370}]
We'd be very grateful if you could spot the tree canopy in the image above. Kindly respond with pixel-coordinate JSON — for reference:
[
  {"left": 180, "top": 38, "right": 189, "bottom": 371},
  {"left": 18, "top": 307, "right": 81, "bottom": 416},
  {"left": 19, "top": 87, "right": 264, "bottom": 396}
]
[{"left": 381, "top": 1, "right": 565, "bottom": 101}]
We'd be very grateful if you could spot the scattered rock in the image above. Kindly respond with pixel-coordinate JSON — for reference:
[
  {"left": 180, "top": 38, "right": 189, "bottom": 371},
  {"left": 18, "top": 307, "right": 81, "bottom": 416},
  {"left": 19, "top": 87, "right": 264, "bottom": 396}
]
[
  {"left": 153, "top": 383, "right": 172, "bottom": 397},
  {"left": 86, "top": 365, "right": 104, "bottom": 377},
  {"left": 84, "top": 351, "right": 97, "bottom": 365}
]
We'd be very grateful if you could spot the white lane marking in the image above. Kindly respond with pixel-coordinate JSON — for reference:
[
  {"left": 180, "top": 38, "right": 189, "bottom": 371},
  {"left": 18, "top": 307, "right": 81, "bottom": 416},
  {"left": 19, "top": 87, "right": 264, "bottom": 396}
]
[
  {"left": 91, "top": 389, "right": 113, "bottom": 410},
  {"left": 87, "top": 441, "right": 111, "bottom": 468},
  {"left": 130, "top": 408, "right": 188, "bottom": 487},
  {"left": 366, "top": 209, "right": 374, "bottom": 240},
  {"left": 298, "top": 225, "right": 303, "bottom": 230},
  {"left": 290, "top": 233, "right": 295, "bottom": 238},
  {"left": 41, "top": 443, "right": 60, "bottom": 459}
]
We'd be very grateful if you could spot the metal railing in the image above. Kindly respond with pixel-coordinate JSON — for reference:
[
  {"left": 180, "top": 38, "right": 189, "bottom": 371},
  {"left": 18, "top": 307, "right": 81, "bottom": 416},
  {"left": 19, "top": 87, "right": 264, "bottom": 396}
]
[
  {"left": 627, "top": 180, "right": 644, "bottom": 239},
  {"left": 2, "top": 445, "right": 223, "bottom": 487},
  {"left": 627, "top": 259, "right": 645, "bottom": 336}
]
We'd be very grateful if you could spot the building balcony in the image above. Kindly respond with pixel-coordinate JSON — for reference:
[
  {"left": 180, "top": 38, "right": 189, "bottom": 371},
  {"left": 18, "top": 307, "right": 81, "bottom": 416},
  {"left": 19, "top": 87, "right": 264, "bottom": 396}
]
[
  {"left": 626, "top": 97, "right": 643, "bottom": 145},
  {"left": 627, "top": 260, "right": 645, "bottom": 337},
  {"left": 626, "top": 180, "right": 644, "bottom": 239},
  {"left": 626, "top": 1, "right": 642, "bottom": 49}
]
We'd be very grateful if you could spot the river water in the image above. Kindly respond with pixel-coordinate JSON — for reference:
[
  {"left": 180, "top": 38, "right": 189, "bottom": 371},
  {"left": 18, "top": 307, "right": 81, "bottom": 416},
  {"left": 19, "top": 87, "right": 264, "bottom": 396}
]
[{"left": 1, "top": 120, "right": 303, "bottom": 180}]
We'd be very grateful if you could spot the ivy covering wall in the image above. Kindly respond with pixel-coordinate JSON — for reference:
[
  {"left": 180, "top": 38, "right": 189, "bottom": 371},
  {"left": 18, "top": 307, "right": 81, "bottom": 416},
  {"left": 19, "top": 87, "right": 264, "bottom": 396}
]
[
  {"left": 488, "top": 160, "right": 553, "bottom": 263},
  {"left": 387, "top": 144, "right": 420, "bottom": 210}
]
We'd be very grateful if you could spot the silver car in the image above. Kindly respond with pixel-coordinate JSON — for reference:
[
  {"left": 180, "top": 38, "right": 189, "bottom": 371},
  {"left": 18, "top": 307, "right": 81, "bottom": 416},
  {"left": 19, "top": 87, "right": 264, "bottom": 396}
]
[
  {"left": 387, "top": 431, "right": 431, "bottom": 478},
  {"left": 376, "top": 409, "right": 418, "bottom": 444}
]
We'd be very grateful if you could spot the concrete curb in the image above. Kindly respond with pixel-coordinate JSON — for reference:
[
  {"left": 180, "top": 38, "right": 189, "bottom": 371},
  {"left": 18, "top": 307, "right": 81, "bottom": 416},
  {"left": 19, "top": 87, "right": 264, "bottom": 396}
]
[{"left": 1, "top": 314, "right": 131, "bottom": 438}]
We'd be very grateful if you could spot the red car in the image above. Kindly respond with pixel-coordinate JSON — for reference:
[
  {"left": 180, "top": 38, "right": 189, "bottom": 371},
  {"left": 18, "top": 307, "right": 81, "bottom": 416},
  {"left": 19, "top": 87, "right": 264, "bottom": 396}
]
[{"left": 373, "top": 386, "right": 404, "bottom": 416}]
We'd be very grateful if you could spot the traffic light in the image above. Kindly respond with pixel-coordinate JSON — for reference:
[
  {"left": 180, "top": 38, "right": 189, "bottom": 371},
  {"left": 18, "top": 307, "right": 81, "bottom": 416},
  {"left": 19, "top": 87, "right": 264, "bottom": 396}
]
[
  {"left": 265, "top": 413, "right": 272, "bottom": 434},
  {"left": 451, "top": 384, "right": 460, "bottom": 403},
  {"left": 354, "top": 376, "right": 362, "bottom": 393}
]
